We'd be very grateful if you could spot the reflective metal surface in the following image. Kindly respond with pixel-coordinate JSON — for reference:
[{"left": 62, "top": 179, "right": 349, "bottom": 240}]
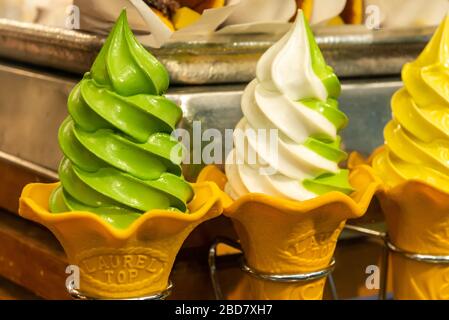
[
  {"left": 344, "top": 224, "right": 449, "bottom": 300},
  {"left": 0, "top": 18, "right": 432, "bottom": 84},
  {"left": 208, "top": 237, "right": 241, "bottom": 300},
  {"left": 0, "top": 60, "right": 398, "bottom": 181},
  {"left": 241, "top": 258, "right": 336, "bottom": 283},
  {"left": 0, "top": 62, "right": 73, "bottom": 175},
  {"left": 67, "top": 280, "right": 173, "bottom": 300},
  {"left": 208, "top": 237, "right": 338, "bottom": 300},
  {"left": 344, "top": 224, "right": 389, "bottom": 300},
  {"left": 386, "top": 241, "right": 449, "bottom": 264},
  {"left": 0, "top": 150, "right": 58, "bottom": 181}
]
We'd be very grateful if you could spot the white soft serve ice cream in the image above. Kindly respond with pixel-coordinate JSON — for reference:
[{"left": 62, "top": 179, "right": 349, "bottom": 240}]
[{"left": 225, "top": 10, "right": 353, "bottom": 201}]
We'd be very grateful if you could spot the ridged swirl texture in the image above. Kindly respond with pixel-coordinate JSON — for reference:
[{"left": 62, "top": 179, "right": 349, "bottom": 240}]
[
  {"left": 373, "top": 16, "right": 449, "bottom": 192},
  {"left": 225, "top": 11, "right": 353, "bottom": 201},
  {"left": 49, "top": 11, "right": 194, "bottom": 229}
]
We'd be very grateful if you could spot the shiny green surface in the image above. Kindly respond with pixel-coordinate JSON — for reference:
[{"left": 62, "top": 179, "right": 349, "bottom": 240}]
[
  {"left": 303, "top": 169, "right": 353, "bottom": 196},
  {"left": 304, "top": 18, "right": 341, "bottom": 99},
  {"left": 300, "top": 98, "right": 348, "bottom": 130},
  {"left": 303, "top": 136, "right": 347, "bottom": 163},
  {"left": 49, "top": 10, "right": 193, "bottom": 228},
  {"left": 301, "top": 15, "right": 352, "bottom": 195}
]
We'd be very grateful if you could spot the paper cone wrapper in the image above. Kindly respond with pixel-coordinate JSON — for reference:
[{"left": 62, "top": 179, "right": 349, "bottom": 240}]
[
  {"left": 198, "top": 165, "right": 380, "bottom": 300},
  {"left": 350, "top": 150, "right": 449, "bottom": 300},
  {"left": 19, "top": 182, "right": 224, "bottom": 299}
]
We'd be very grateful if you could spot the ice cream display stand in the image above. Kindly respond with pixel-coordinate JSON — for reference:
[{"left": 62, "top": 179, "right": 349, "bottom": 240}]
[{"left": 0, "top": 13, "right": 446, "bottom": 300}]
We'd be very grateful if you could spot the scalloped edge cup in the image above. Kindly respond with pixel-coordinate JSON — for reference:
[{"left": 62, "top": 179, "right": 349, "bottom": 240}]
[
  {"left": 198, "top": 165, "right": 381, "bottom": 300},
  {"left": 349, "top": 148, "right": 449, "bottom": 300},
  {"left": 19, "top": 181, "right": 224, "bottom": 299}
]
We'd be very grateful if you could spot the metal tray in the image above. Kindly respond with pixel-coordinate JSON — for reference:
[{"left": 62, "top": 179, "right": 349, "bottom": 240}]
[{"left": 0, "top": 18, "right": 433, "bottom": 84}]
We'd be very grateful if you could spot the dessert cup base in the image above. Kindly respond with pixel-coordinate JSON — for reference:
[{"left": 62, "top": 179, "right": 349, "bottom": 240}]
[
  {"left": 208, "top": 237, "right": 338, "bottom": 300},
  {"left": 349, "top": 151, "right": 449, "bottom": 300},
  {"left": 19, "top": 181, "right": 225, "bottom": 299},
  {"left": 67, "top": 279, "right": 173, "bottom": 300},
  {"left": 200, "top": 165, "right": 380, "bottom": 300}
]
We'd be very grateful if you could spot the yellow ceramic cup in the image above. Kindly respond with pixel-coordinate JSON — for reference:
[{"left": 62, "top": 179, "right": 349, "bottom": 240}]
[
  {"left": 19, "top": 181, "right": 224, "bottom": 299},
  {"left": 350, "top": 151, "right": 449, "bottom": 300},
  {"left": 198, "top": 165, "right": 380, "bottom": 300}
]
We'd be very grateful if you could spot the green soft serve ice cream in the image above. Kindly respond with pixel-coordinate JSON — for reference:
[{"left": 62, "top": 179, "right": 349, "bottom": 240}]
[
  {"left": 225, "top": 10, "right": 353, "bottom": 201},
  {"left": 49, "top": 11, "right": 193, "bottom": 228}
]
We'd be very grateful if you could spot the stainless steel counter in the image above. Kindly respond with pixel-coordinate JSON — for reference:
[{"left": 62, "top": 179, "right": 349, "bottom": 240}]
[
  {"left": 0, "top": 60, "right": 398, "bottom": 182},
  {"left": 0, "top": 18, "right": 431, "bottom": 84}
]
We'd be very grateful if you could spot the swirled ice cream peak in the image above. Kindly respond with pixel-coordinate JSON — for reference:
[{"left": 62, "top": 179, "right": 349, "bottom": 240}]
[
  {"left": 225, "top": 10, "right": 352, "bottom": 201},
  {"left": 49, "top": 10, "right": 194, "bottom": 229},
  {"left": 373, "top": 15, "right": 449, "bottom": 192}
]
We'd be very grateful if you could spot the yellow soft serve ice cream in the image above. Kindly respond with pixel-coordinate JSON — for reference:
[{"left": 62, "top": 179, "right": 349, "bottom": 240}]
[{"left": 373, "top": 15, "right": 449, "bottom": 191}]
